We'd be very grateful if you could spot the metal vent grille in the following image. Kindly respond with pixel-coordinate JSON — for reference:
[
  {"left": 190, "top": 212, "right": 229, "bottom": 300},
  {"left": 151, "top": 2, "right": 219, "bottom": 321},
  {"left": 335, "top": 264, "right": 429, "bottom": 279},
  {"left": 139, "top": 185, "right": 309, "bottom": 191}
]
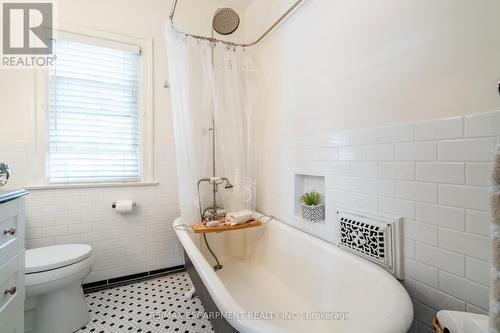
[
  {"left": 339, "top": 216, "right": 387, "bottom": 265},
  {"left": 337, "top": 209, "right": 403, "bottom": 279}
]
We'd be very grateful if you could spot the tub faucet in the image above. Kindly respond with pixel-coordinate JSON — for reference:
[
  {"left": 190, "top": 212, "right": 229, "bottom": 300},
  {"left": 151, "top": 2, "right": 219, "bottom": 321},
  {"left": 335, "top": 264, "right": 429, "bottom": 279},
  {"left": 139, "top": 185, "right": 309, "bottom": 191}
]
[{"left": 197, "top": 176, "right": 232, "bottom": 221}]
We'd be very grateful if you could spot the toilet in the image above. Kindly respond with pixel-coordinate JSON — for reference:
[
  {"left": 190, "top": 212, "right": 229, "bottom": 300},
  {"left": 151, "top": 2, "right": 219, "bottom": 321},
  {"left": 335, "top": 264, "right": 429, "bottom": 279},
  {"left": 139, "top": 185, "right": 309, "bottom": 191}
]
[{"left": 24, "top": 244, "right": 95, "bottom": 333}]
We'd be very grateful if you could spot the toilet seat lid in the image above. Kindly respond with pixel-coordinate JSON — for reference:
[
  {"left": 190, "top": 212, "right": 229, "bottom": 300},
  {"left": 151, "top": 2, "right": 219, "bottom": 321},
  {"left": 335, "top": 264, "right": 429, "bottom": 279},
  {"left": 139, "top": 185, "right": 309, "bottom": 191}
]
[{"left": 26, "top": 244, "right": 93, "bottom": 273}]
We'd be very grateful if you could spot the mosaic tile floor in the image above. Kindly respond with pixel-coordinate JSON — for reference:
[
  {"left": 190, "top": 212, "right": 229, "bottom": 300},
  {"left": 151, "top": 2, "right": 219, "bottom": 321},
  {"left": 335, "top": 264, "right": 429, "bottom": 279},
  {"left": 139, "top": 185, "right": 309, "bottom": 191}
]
[{"left": 78, "top": 271, "right": 214, "bottom": 333}]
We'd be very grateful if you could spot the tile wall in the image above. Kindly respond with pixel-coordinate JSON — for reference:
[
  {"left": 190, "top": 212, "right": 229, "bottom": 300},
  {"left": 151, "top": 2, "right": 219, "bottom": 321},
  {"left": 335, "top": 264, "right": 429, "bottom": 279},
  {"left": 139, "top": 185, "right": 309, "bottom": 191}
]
[
  {"left": 0, "top": 143, "right": 182, "bottom": 283},
  {"left": 258, "top": 111, "right": 500, "bottom": 332}
]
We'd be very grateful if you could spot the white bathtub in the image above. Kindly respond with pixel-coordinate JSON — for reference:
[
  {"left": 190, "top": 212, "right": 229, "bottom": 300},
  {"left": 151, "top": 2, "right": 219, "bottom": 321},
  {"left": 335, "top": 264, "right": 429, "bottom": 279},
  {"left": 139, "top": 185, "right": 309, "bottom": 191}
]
[{"left": 174, "top": 216, "right": 413, "bottom": 333}]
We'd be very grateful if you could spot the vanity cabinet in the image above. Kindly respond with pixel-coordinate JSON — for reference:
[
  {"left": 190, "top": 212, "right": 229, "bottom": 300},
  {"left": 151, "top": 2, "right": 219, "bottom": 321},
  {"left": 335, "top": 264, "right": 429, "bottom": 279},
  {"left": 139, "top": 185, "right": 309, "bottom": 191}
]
[{"left": 0, "top": 191, "right": 28, "bottom": 333}]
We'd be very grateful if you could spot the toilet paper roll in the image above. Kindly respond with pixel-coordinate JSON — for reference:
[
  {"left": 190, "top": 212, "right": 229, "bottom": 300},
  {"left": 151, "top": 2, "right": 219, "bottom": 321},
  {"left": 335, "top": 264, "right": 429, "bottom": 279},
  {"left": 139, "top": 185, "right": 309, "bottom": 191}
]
[{"left": 114, "top": 200, "right": 135, "bottom": 214}]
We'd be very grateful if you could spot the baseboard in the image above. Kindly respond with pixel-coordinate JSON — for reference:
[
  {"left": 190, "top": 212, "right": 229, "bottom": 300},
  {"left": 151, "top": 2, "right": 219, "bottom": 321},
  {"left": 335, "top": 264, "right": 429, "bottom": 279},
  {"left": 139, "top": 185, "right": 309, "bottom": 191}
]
[{"left": 82, "top": 265, "right": 185, "bottom": 293}]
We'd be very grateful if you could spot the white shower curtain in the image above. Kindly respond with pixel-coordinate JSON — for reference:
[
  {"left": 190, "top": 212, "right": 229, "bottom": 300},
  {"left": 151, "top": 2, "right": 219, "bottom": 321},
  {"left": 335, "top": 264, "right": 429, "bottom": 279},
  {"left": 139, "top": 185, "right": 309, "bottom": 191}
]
[{"left": 165, "top": 23, "right": 257, "bottom": 225}]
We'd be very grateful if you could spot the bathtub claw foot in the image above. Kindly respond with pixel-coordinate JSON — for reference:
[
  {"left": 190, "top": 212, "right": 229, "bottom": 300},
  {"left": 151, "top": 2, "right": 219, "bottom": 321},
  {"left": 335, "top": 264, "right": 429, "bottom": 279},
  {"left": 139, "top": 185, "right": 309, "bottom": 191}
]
[{"left": 184, "top": 287, "right": 196, "bottom": 300}]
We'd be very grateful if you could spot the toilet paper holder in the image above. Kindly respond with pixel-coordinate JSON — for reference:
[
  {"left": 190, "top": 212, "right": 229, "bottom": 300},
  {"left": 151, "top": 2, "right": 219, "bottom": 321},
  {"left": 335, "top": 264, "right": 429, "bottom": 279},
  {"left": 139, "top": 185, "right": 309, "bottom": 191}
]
[{"left": 111, "top": 201, "right": 137, "bottom": 209}]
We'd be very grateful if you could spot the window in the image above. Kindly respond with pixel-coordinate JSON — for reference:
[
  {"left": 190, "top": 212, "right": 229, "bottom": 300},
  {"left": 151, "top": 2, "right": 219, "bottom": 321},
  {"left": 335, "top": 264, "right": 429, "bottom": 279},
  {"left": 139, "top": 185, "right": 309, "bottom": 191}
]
[{"left": 47, "top": 37, "right": 141, "bottom": 183}]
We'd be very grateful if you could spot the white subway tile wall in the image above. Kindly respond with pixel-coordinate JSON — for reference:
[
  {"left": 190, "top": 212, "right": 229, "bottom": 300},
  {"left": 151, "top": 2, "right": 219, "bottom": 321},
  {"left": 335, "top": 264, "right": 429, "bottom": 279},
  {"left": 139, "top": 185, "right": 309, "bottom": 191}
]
[
  {"left": 258, "top": 111, "right": 498, "bottom": 331},
  {"left": 0, "top": 143, "right": 182, "bottom": 284},
  {"left": 416, "top": 162, "right": 465, "bottom": 185},
  {"left": 466, "top": 210, "right": 490, "bottom": 236},
  {"left": 438, "top": 137, "right": 497, "bottom": 162},
  {"left": 379, "top": 124, "right": 415, "bottom": 144},
  {"left": 464, "top": 111, "right": 500, "bottom": 138},
  {"left": 414, "top": 117, "right": 463, "bottom": 141}
]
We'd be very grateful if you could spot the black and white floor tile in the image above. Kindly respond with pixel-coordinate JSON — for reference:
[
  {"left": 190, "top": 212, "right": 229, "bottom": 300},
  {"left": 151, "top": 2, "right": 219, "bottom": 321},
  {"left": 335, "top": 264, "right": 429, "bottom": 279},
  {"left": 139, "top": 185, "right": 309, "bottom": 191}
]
[{"left": 78, "top": 272, "right": 214, "bottom": 333}]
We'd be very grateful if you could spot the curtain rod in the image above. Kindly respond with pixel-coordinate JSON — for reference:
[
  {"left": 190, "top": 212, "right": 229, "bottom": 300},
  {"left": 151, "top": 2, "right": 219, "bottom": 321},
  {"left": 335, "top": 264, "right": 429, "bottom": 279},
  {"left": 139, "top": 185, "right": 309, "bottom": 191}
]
[{"left": 168, "top": 0, "right": 306, "bottom": 48}]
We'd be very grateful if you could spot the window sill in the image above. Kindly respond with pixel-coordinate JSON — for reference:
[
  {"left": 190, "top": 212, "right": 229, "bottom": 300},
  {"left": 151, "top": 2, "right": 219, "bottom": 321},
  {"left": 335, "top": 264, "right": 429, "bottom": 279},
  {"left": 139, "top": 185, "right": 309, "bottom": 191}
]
[{"left": 24, "top": 181, "right": 159, "bottom": 190}]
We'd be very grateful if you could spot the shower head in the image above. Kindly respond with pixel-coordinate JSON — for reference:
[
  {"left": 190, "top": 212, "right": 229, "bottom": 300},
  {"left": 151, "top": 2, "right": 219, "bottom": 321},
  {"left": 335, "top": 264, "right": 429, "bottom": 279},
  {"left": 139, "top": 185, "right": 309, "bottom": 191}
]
[{"left": 212, "top": 8, "right": 240, "bottom": 35}]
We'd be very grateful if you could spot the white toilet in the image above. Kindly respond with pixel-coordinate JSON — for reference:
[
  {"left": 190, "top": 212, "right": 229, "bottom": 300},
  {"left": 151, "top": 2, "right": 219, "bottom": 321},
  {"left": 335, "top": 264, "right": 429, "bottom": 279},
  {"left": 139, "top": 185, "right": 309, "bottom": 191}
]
[{"left": 24, "top": 244, "right": 95, "bottom": 333}]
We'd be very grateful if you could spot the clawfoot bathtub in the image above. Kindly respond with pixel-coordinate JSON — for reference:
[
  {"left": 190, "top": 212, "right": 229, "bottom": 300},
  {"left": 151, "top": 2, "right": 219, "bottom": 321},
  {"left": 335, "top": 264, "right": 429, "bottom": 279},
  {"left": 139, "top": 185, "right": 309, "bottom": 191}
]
[{"left": 174, "top": 216, "right": 413, "bottom": 333}]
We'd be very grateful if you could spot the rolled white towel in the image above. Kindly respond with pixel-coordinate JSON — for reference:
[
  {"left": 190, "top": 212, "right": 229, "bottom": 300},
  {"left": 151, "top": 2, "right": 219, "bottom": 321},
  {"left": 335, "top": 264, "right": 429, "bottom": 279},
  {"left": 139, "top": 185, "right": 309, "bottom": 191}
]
[
  {"left": 437, "top": 310, "right": 488, "bottom": 333},
  {"left": 225, "top": 209, "right": 253, "bottom": 226}
]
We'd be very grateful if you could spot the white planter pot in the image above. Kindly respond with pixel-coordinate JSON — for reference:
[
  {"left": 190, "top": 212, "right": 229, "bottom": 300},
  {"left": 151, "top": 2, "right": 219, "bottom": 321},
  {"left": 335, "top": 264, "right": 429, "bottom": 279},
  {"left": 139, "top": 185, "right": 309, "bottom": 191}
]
[{"left": 301, "top": 203, "right": 325, "bottom": 223}]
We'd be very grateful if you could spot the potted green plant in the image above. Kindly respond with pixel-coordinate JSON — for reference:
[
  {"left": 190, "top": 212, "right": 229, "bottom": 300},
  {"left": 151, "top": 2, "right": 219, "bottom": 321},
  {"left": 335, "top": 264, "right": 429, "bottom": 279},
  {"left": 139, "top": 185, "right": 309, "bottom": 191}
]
[{"left": 300, "top": 191, "right": 325, "bottom": 223}]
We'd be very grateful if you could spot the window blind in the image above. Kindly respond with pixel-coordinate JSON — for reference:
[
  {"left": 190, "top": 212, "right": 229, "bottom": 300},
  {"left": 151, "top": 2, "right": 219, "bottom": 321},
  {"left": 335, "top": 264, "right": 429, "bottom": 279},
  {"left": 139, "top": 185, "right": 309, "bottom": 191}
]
[{"left": 48, "top": 38, "right": 141, "bottom": 183}]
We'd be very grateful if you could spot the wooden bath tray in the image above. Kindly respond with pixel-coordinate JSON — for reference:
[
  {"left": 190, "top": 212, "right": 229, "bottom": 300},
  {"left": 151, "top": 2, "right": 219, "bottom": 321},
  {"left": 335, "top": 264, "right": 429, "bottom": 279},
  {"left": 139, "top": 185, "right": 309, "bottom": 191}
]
[
  {"left": 432, "top": 316, "right": 443, "bottom": 333},
  {"left": 192, "top": 219, "right": 262, "bottom": 234}
]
